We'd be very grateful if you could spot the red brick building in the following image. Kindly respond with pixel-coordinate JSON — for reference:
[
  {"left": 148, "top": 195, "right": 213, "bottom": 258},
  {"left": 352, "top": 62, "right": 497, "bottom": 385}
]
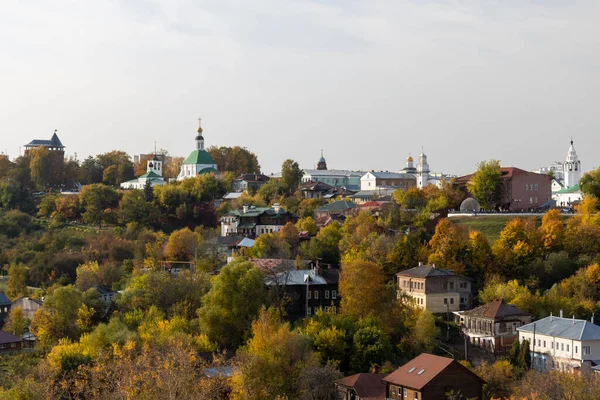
[{"left": 455, "top": 167, "right": 551, "bottom": 211}]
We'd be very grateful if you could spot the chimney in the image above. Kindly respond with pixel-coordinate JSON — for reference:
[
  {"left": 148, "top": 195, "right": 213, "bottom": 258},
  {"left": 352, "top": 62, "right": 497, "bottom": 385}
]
[
  {"left": 560, "top": 309, "right": 563, "bottom": 318},
  {"left": 550, "top": 311, "right": 553, "bottom": 322},
  {"left": 243, "top": 204, "right": 249, "bottom": 213},
  {"left": 418, "top": 261, "right": 423, "bottom": 266},
  {"left": 592, "top": 315, "right": 595, "bottom": 324},
  {"left": 573, "top": 315, "right": 575, "bottom": 325},
  {"left": 432, "top": 263, "right": 436, "bottom": 268},
  {"left": 273, "top": 203, "right": 281, "bottom": 213}
]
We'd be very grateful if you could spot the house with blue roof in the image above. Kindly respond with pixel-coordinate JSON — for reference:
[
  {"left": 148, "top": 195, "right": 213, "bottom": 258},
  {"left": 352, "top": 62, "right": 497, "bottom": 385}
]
[{"left": 518, "top": 314, "right": 600, "bottom": 372}]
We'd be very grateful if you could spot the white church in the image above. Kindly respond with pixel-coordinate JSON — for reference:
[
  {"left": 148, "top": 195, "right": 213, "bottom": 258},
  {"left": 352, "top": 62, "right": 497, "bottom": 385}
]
[
  {"left": 177, "top": 119, "right": 218, "bottom": 180},
  {"left": 120, "top": 154, "right": 167, "bottom": 189},
  {"left": 537, "top": 140, "right": 583, "bottom": 206}
]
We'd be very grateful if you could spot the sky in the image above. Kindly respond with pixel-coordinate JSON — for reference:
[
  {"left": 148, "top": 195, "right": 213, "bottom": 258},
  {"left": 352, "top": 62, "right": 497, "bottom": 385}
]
[{"left": 1, "top": 0, "right": 599, "bottom": 176}]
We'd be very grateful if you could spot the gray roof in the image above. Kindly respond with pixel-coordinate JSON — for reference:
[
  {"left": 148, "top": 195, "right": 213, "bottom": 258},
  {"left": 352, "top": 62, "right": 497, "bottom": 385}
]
[
  {"left": 350, "top": 189, "right": 396, "bottom": 199},
  {"left": 24, "top": 131, "right": 65, "bottom": 148},
  {"left": 223, "top": 192, "right": 243, "bottom": 199},
  {"left": 0, "top": 330, "right": 21, "bottom": 345},
  {"left": 365, "top": 171, "right": 415, "bottom": 179},
  {"left": 518, "top": 316, "right": 600, "bottom": 341},
  {"left": 397, "top": 264, "right": 466, "bottom": 279},
  {"left": 0, "top": 292, "right": 11, "bottom": 305},
  {"left": 224, "top": 206, "right": 296, "bottom": 218},
  {"left": 316, "top": 200, "right": 357, "bottom": 212},
  {"left": 265, "top": 268, "right": 339, "bottom": 286},
  {"left": 303, "top": 169, "right": 365, "bottom": 178}
]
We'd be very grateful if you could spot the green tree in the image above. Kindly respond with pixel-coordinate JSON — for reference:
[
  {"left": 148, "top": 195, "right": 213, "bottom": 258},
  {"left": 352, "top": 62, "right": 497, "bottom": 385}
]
[
  {"left": 6, "top": 263, "right": 28, "bottom": 301},
  {"left": 79, "top": 183, "right": 120, "bottom": 227},
  {"left": 79, "top": 156, "right": 103, "bottom": 184},
  {"left": 509, "top": 339, "right": 521, "bottom": 367},
  {"left": 2, "top": 306, "right": 30, "bottom": 336},
  {"left": 579, "top": 167, "right": 600, "bottom": 200},
  {"left": 519, "top": 339, "right": 531, "bottom": 369},
  {"left": 28, "top": 146, "right": 53, "bottom": 189},
  {"left": 31, "top": 286, "right": 84, "bottom": 346},
  {"left": 143, "top": 178, "right": 154, "bottom": 202},
  {"left": 197, "top": 259, "right": 266, "bottom": 350},
  {"left": 411, "top": 309, "right": 440, "bottom": 354},
  {"left": 97, "top": 150, "right": 134, "bottom": 186},
  {"left": 281, "top": 159, "right": 303, "bottom": 194},
  {"left": 117, "top": 189, "right": 159, "bottom": 227},
  {"left": 467, "top": 160, "right": 502, "bottom": 210},
  {"left": 350, "top": 321, "right": 393, "bottom": 373},
  {"left": 165, "top": 227, "right": 198, "bottom": 261}
]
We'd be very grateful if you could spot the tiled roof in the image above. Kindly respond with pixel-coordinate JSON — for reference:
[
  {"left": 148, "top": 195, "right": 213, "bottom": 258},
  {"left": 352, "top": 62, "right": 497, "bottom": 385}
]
[
  {"left": 397, "top": 264, "right": 463, "bottom": 279},
  {"left": 235, "top": 173, "right": 270, "bottom": 182},
  {"left": 335, "top": 373, "right": 385, "bottom": 400},
  {"left": 383, "top": 353, "right": 484, "bottom": 390},
  {"left": 518, "top": 316, "right": 600, "bottom": 341},
  {"left": 0, "top": 330, "right": 21, "bottom": 345},
  {"left": 462, "top": 299, "right": 530, "bottom": 319}
]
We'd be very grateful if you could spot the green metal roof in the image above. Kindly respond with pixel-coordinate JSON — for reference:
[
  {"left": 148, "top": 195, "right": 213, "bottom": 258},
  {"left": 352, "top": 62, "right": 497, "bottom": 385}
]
[
  {"left": 183, "top": 149, "right": 216, "bottom": 165},
  {"left": 556, "top": 184, "right": 580, "bottom": 194},
  {"left": 138, "top": 171, "right": 162, "bottom": 179},
  {"left": 198, "top": 167, "right": 218, "bottom": 175}
]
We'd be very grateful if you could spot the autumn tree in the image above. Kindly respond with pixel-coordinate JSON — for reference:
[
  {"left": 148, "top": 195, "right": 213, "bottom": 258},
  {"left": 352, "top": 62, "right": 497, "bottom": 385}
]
[
  {"left": 31, "top": 286, "right": 84, "bottom": 346},
  {"left": 5, "top": 263, "right": 28, "bottom": 301},
  {"left": 538, "top": 209, "right": 565, "bottom": 253},
  {"left": 2, "top": 306, "right": 30, "bottom": 336},
  {"left": 230, "top": 308, "right": 321, "bottom": 400},
  {"left": 467, "top": 160, "right": 502, "bottom": 210},
  {"left": 492, "top": 218, "right": 541, "bottom": 277},
  {"left": 118, "top": 189, "right": 159, "bottom": 227},
  {"left": 28, "top": 146, "right": 54, "bottom": 188},
  {"left": 96, "top": 150, "right": 134, "bottom": 186},
  {"left": 350, "top": 320, "right": 393, "bottom": 373},
  {"left": 339, "top": 260, "right": 386, "bottom": 319},
  {"left": 165, "top": 227, "right": 198, "bottom": 261},
  {"left": 296, "top": 216, "right": 318, "bottom": 236},
  {"left": 79, "top": 155, "right": 103, "bottom": 184},
  {"left": 410, "top": 309, "right": 440, "bottom": 354},
  {"left": 427, "top": 219, "right": 469, "bottom": 274},
  {"left": 208, "top": 146, "right": 261, "bottom": 176},
  {"left": 197, "top": 259, "right": 266, "bottom": 350}
]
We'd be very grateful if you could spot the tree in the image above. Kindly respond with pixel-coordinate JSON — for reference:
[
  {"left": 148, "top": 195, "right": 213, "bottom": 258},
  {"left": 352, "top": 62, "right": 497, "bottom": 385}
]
[
  {"left": 143, "top": 178, "right": 154, "bottom": 202},
  {"left": 79, "top": 183, "right": 120, "bottom": 227},
  {"left": 339, "top": 260, "right": 386, "bottom": 319},
  {"left": 79, "top": 156, "right": 103, "bottom": 184},
  {"left": 281, "top": 159, "right": 303, "bottom": 194},
  {"left": 350, "top": 320, "right": 393, "bottom": 373},
  {"left": 2, "top": 306, "right": 30, "bottom": 336},
  {"left": 467, "top": 160, "right": 502, "bottom": 210},
  {"left": 118, "top": 189, "right": 159, "bottom": 227},
  {"left": 164, "top": 156, "right": 183, "bottom": 180},
  {"left": 538, "top": 209, "right": 565, "bottom": 253},
  {"left": 230, "top": 308, "right": 319, "bottom": 400},
  {"left": 427, "top": 219, "right": 468, "bottom": 274},
  {"left": 296, "top": 216, "right": 318, "bottom": 236},
  {"left": 31, "top": 286, "right": 84, "bottom": 346},
  {"left": 519, "top": 339, "right": 531, "bottom": 369},
  {"left": 28, "top": 146, "right": 53, "bottom": 189},
  {"left": 6, "top": 263, "right": 28, "bottom": 301},
  {"left": 197, "top": 259, "right": 266, "bottom": 350},
  {"left": 411, "top": 309, "right": 440, "bottom": 354},
  {"left": 208, "top": 146, "right": 261, "bottom": 176},
  {"left": 96, "top": 150, "right": 134, "bottom": 186},
  {"left": 579, "top": 167, "right": 600, "bottom": 200},
  {"left": 165, "top": 227, "right": 198, "bottom": 261},
  {"left": 509, "top": 340, "right": 521, "bottom": 367}
]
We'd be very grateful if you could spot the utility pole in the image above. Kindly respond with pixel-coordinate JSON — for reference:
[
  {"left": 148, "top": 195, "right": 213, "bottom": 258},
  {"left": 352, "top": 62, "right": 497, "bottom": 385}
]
[
  {"left": 532, "top": 323, "right": 536, "bottom": 370},
  {"left": 446, "top": 302, "right": 450, "bottom": 341}
]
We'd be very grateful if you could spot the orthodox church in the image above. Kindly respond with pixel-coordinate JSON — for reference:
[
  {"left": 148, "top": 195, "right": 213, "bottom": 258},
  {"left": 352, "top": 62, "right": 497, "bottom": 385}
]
[
  {"left": 120, "top": 153, "right": 167, "bottom": 189},
  {"left": 551, "top": 140, "right": 583, "bottom": 206},
  {"left": 177, "top": 119, "right": 218, "bottom": 181}
]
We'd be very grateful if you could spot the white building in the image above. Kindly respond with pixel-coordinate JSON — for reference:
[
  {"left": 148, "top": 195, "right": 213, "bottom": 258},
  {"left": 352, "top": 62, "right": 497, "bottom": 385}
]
[
  {"left": 177, "top": 119, "right": 218, "bottom": 181},
  {"left": 537, "top": 140, "right": 584, "bottom": 206},
  {"left": 120, "top": 154, "right": 167, "bottom": 189},
  {"left": 518, "top": 314, "right": 600, "bottom": 372}
]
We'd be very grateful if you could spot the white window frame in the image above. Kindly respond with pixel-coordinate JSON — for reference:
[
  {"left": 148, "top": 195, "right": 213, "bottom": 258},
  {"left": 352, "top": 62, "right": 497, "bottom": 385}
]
[
  {"left": 325, "top": 290, "right": 330, "bottom": 299},
  {"left": 332, "top": 290, "right": 337, "bottom": 299},
  {"left": 307, "top": 306, "right": 311, "bottom": 315},
  {"left": 314, "top": 290, "right": 319, "bottom": 300}
]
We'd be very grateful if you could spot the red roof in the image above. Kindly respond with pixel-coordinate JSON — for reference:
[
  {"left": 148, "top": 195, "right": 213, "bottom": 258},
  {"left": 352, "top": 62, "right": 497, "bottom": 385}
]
[
  {"left": 382, "top": 353, "right": 484, "bottom": 390},
  {"left": 335, "top": 373, "right": 385, "bottom": 400}
]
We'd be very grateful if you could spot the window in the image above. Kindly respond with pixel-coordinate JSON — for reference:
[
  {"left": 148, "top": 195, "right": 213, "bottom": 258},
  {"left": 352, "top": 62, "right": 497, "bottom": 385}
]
[
  {"left": 450, "top": 298, "right": 454, "bottom": 305},
  {"left": 392, "top": 387, "right": 396, "bottom": 395},
  {"left": 332, "top": 290, "right": 337, "bottom": 299},
  {"left": 307, "top": 291, "right": 311, "bottom": 300},
  {"left": 530, "top": 197, "right": 533, "bottom": 204},
  {"left": 450, "top": 282, "right": 454, "bottom": 290},
  {"left": 567, "top": 344, "right": 570, "bottom": 352},
  {"left": 414, "top": 392, "right": 418, "bottom": 400},
  {"left": 444, "top": 298, "right": 448, "bottom": 305},
  {"left": 561, "top": 343, "right": 564, "bottom": 351},
  {"left": 551, "top": 342, "right": 554, "bottom": 349},
  {"left": 443, "top": 282, "right": 448, "bottom": 290},
  {"left": 307, "top": 307, "right": 311, "bottom": 315},
  {"left": 10, "top": 343, "right": 15, "bottom": 348},
  {"left": 576, "top": 346, "right": 578, "bottom": 354},
  {"left": 584, "top": 346, "right": 591, "bottom": 355},
  {"left": 314, "top": 290, "right": 319, "bottom": 299},
  {"left": 403, "top": 388, "right": 408, "bottom": 398},
  {"left": 325, "top": 290, "right": 330, "bottom": 299},
  {"left": 525, "top": 184, "right": 529, "bottom": 191},
  {"left": 535, "top": 184, "right": 538, "bottom": 191},
  {"left": 543, "top": 340, "right": 546, "bottom": 348}
]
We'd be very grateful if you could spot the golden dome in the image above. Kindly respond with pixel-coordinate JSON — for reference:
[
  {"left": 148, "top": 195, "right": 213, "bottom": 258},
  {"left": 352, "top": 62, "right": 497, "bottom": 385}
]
[{"left": 407, "top": 156, "right": 413, "bottom": 162}]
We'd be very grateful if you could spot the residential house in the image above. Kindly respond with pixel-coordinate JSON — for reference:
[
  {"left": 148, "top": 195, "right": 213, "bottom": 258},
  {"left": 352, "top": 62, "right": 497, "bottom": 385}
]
[
  {"left": 397, "top": 263, "right": 472, "bottom": 313},
  {"left": 359, "top": 201, "right": 392, "bottom": 217},
  {"left": 518, "top": 314, "right": 600, "bottom": 372},
  {"left": 349, "top": 189, "right": 396, "bottom": 205},
  {"left": 0, "top": 331, "right": 22, "bottom": 354},
  {"left": 262, "top": 262, "right": 340, "bottom": 321},
  {"left": 360, "top": 171, "right": 416, "bottom": 191},
  {"left": 0, "top": 293, "right": 11, "bottom": 324},
  {"left": 95, "top": 287, "right": 118, "bottom": 305},
  {"left": 334, "top": 373, "right": 385, "bottom": 400},
  {"left": 11, "top": 297, "right": 42, "bottom": 320},
  {"left": 232, "top": 173, "right": 270, "bottom": 193},
  {"left": 314, "top": 201, "right": 358, "bottom": 220},
  {"left": 455, "top": 299, "right": 531, "bottom": 355},
  {"left": 220, "top": 204, "right": 298, "bottom": 238},
  {"left": 300, "top": 181, "right": 355, "bottom": 199},
  {"left": 382, "top": 353, "right": 485, "bottom": 400},
  {"left": 455, "top": 167, "right": 552, "bottom": 211}
]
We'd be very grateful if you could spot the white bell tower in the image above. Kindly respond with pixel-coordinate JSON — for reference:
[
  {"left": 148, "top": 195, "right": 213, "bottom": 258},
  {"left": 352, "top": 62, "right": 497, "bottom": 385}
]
[
  {"left": 563, "top": 138, "right": 581, "bottom": 188},
  {"left": 416, "top": 150, "right": 430, "bottom": 189}
]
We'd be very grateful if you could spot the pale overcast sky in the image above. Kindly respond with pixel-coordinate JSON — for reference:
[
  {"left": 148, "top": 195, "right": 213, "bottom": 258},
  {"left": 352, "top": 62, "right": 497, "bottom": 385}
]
[{"left": 1, "top": 0, "right": 599, "bottom": 175}]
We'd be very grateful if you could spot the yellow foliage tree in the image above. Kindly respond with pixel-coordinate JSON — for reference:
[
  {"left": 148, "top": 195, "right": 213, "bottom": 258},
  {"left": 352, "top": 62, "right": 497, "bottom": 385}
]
[
  {"left": 339, "top": 259, "right": 386, "bottom": 319},
  {"left": 539, "top": 209, "right": 565, "bottom": 252}
]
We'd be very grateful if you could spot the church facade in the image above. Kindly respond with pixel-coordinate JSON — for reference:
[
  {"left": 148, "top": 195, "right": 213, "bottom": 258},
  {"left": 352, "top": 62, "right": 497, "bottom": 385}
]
[
  {"left": 537, "top": 140, "right": 583, "bottom": 206},
  {"left": 177, "top": 120, "right": 218, "bottom": 181}
]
